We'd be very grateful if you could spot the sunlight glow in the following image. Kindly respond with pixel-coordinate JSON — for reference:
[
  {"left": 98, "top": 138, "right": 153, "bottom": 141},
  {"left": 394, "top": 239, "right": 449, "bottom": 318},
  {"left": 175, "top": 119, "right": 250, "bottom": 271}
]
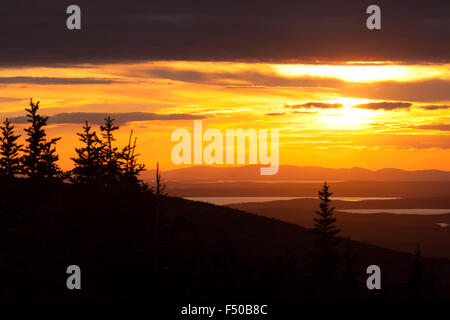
[
  {"left": 0, "top": 61, "right": 449, "bottom": 170},
  {"left": 316, "top": 106, "right": 375, "bottom": 128},
  {"left": 272, "top": 64, "right": 445, "bottom": 82}
]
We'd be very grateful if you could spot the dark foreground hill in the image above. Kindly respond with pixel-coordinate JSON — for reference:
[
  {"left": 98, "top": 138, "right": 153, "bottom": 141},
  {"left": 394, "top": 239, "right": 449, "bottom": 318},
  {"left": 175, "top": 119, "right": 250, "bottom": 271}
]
[
  {"left": 0, "top": 181, "right": 449, "bottom": 299},
  {"left": 230, "top": 197, "right": 450, "bottom": 259}
]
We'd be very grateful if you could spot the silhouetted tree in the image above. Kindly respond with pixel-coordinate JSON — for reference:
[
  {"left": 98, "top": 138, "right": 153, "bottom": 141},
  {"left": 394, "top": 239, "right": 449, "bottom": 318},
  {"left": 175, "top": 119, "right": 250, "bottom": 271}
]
[
  {"left": 71, "top": 121, "right": 104, "bottom": 186},
  {"left": 21, "top": 99, "right": 62, "bottom": 182},
  {"left": 71, "top": 119, "right": 147, "bottom": 191},
  {"left": 0, "top": 118, "right": 22, "bottom": 178},
  {"left": 314, "top": 182, "right": 340, "bottom": 238},
  {"left": 41, "top": 139, "right": 63, "bottom": 180},
  {"left": 155, "top": 162, "right": 166, "bottom": 197},
  {"left": 100, "top": 116, "right": 121, "bottom": 188},
  {"left": 310, "top": 181, "right": 341, "bottom": 297},
  {"left": 121, "top": 130, "right": 147, "bottom": 191},
  {"left": 153, "top": 162, "right": 165, "bottom": 275}
]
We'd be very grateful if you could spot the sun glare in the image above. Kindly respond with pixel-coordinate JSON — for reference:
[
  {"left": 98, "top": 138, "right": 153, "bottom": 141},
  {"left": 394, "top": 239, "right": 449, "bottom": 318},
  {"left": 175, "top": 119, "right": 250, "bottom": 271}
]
[{"left": 316, "top": 105, "right": 375, "bottom": 128}]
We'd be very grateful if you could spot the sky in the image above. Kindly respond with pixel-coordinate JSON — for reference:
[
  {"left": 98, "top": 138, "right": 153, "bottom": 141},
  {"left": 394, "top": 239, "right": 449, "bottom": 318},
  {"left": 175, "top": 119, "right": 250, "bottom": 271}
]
[{"left": 0, "top": 0, "right": 449, "bottom": 171}]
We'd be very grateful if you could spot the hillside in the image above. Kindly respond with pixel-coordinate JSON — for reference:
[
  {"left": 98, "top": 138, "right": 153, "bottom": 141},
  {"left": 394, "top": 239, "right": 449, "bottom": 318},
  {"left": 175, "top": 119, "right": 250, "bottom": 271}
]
[
  {"left": 1, "top": 181, "right": 449, "bottom": 299},
  {"left": 230, "top": 197, "right": 450, "bottom": 259}
]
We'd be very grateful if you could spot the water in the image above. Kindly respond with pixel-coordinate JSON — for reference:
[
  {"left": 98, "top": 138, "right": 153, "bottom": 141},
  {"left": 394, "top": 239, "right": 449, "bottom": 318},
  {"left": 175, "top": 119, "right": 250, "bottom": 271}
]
[
  {"left": 184, "top": 196, "right": 401, "bottom": 206},
  {"left": 436, "top": 223, "right": 449, "bottom": 228},
  {"left": 338, "top": 209, "right": 450, "bottom": 215},
  {"left": 181, "top": 180, "right": 344, "bottom": 184},
  {"left": 185, "top": 197, "right": 300, "bottom": 205}
]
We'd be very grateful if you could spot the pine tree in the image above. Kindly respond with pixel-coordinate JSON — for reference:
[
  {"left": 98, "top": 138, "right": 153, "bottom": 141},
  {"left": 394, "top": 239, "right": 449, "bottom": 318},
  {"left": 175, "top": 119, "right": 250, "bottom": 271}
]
[
  {"left": 0, "top": 118, "right": 22, "bottom": 178},
  {"left": 21, "top": 99, "right": 62, "bottom": 182},
  {"left": 100, "top": 116, "right": 121, "bottom": 188},
  {"left": 40, "top": 138, "right": 63, "bottom": 180},
  {"left": 310, "top": 181, "right": 341, "bottom": 297},
  {"left": 153, "top": 162, "right": 167, "bottom": 275},
  {"left": 314, "top": 181, "right": 340, "bottom": 238},
  {"left": 155, "top": 162, "right": 166, "bottom": 197},
  {"left": 71, "top": 121, "right": 104, "bottom": 186},
  {"left": 120, "top": 130, "right": 146, "bottom": 191},
  {"left": 72, "top": 120, "right": 147, "bottom": 191},
  {"left": 100, "top": 116, "right": 119, "bottom": 162}
]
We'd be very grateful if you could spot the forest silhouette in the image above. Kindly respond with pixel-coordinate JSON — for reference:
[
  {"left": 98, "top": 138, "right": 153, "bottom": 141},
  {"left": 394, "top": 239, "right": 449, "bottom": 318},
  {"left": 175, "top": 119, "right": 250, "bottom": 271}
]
[{"left": 0, "top": 99, "right": 445, "bottom": 300}]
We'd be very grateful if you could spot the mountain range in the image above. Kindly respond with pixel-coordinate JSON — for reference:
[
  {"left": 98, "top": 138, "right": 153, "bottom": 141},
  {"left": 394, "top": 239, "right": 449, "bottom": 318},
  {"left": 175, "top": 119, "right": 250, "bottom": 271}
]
[{"left": 143, "top": 165, "right": 450, "bottom": 182}]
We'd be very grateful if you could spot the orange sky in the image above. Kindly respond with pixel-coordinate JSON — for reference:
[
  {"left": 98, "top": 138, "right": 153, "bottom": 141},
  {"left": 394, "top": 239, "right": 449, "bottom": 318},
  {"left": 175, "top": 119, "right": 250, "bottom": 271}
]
[{"left": 0, "top": 61, "right": 449, "bottom": 171}]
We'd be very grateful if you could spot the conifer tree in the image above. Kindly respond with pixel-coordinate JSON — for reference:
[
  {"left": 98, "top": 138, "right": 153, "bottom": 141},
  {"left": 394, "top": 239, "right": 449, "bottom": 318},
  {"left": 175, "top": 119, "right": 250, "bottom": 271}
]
[
  {"left": 100, "top": 116, "right": 121, "bottom": 188},
  {"left": 0, "top": 118, "right": 22, "bottom": 178},
  {"left": 155, "top": 162, "right": 166, "bottom": 197},
  {"left": 121, "top": 130, "right": 146, "bottom": 190},
  {"left": 21, "top": 99, "right": 62, "bottom": 182},
  {"left": 314, "top": 181, "right": 340, "bottom": 238},
  {"left": 40, "top": 139, "right": 63, "bottom": 180},
  {"left": 310, "top": 181, "right": 341, "bottom": 297},
  {"left": 71, "top": 121, "right": 104, "bottom": 186},
  {"left": 100, "top": 116, "right": 119, "bottom": 162}
]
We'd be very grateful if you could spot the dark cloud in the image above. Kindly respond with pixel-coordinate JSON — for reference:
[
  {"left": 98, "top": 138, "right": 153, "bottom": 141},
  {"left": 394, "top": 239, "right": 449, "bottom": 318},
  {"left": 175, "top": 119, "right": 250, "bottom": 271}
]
[
  {"left": 265, "top": 112, "right": 285, "bottom": 116},
  {"left": 134, "top": 66, "right": 450, "bottom": 102},
  {"left": 419, "top": 105, "right": 450, "bottom": 110},
  {"left": 9, "top": 112, "right": 206, "bottom": 125},
  {"left": 347, "top": 79, "right": 450, "bottom": 102},
  {"left": 140, "top": 67, "right": 343, "bottom": 88},
  {"left": 142, "top": 68, "right": 212, "bottom": 83},
  {"left": 353, "top": 102, "right": 412, "bottom": 110},
  {"left": 412, "top": 124, "right": 450, "bottom": 131},
  {"left": 0, "top": 77, "right": 118, "bottom": 85},
  {"left": 292, "top": 111, "right": 319, "bottom": 114},
  {"left": 285, "top": 102, "right": 343, "bottom": 109},
  {"left": 0, "top": 0, "right": 448, "bottom": 66}
]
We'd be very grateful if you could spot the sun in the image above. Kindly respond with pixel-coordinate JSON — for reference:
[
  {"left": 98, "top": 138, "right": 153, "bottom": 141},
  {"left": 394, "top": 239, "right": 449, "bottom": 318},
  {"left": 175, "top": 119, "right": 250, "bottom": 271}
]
[{"left": 316, "top": 104, "right": 375, "bottom": 128}]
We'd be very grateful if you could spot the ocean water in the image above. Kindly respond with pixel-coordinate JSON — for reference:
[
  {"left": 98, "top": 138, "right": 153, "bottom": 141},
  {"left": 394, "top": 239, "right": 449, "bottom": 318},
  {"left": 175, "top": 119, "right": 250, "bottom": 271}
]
[
  {"left": 183, "top": 197, "right": 450, "bottom": 215},
  {"left": 184, "top": 196, "right": 401, "bottom": 206},
  {"left": 436, "top": 223, "right": 449, "bottom": 228},
  {"left": 338, "top": 209, "right": 450, "bottom": 215}
]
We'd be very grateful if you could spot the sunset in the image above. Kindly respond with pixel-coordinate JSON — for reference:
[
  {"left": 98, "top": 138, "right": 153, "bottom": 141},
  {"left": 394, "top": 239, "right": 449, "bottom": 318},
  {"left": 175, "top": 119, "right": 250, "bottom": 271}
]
[
  {"left": 1, "top": 60, "right": 449, "bottom": 171},
  {"left": 0, "top": 0, "right": 450, "bottom": 314}
]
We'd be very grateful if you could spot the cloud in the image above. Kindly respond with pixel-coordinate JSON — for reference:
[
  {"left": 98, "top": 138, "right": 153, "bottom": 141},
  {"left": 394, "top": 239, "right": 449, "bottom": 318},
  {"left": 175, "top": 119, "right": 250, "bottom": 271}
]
[
  {"left": 419, "top": 105, "right": 450, "bottom": 110},
  {"left": 353, "top": 102, "right": 412, "bottom": 111},
  {"left": 285, "top": 102, "right": 343, "bottom": 109},
  {"left": 0, "top": 97, "right": 25, "bottom": 102},
  {"left": 133, "top": 66, "right": 450, "bottom": 102},
  {"left": 348, "top": 133, "right": 450, "bottom": 149},
  {"left": 0, "top": 0, "right": 449, "bottom": 66},
  {"left": 0, "top": 77, "right": 119, "bottom": 85},
  {"left": 141, "top": 68, "right": 212, "bottom": 83},
  {"left": 265, "top": 112, "right": 285, "bottom": 116},
  {"left": 292, "top": 111, "right": 319, "bottom": 114},
  {"left": 412, "top": 124, "right": 450, "bottom": 131},
  {"left": 9, "top": 112, "right": 206, "bottom": 125},
  {"left": 347, "top": 79, "right": 450, "bottom": 102},
  {"left": 139, "top": 67, "right": 343, "bottom": 88}
]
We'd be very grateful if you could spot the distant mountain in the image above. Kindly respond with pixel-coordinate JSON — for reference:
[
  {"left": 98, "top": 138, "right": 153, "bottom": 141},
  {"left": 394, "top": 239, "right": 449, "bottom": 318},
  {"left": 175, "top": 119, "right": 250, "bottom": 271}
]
[{"left": 143, "top": 165, "right": 450, "bottom": 182}]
